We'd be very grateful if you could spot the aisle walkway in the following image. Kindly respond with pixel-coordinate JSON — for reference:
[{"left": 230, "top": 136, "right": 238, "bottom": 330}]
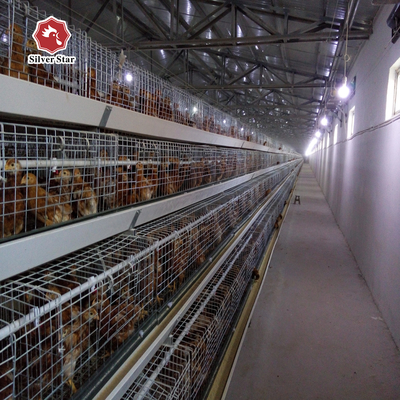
[{"left": 225, "top": 163, "right": 400, "bottom": 400}]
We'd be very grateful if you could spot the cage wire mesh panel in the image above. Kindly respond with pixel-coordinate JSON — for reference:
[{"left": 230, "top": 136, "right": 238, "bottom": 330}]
[
  {"left": 0, "top": 161, "right": 302, "bottom": 400},
  {"left": 0, "top": 0, "right": 304, "bottom": 153},
  {"left": 121, "top": 345, "right": 191, "bottom": 400},
  {"left": 0, "top": 233, "right": 155, "bottom": 400},
  {"left": 0, "top": 122, "right": 118, "bottom": 238},
  {"left": 1, "top": 120, "right": 284, "bottom": 242},
  {"left": 123, "top": 164, "right": 302, "bottom": 400}
]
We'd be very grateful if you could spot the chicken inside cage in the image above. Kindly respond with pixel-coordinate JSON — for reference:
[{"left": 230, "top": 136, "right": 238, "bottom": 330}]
[
  {"left": 0, "top": 23, "right": 29, "bottom": 81},
  {"left": 0, "top": 163, "right": 302, "bottom": 400},
  {"left": 0, "top": 1, "right": 301, "bottom": 149},
  {"left": 117, "top": 169, "right": 301, "bottom": 400},
  {"left": 0, "top": 127, "right": 119, "bottom": 238}
]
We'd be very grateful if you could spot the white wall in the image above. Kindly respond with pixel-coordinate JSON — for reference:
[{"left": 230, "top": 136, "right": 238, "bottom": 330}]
[{"left": 309, "top": 6, "right": 400, "bottom": 348}]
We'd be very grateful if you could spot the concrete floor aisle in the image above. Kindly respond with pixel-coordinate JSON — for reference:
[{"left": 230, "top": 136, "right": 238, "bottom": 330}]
[{"left": 224, "top": 163, "right": 400, "bottom": 400}]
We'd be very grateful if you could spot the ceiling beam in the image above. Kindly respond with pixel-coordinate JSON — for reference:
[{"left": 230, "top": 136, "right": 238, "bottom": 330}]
[
  {"left": 185, "top": 82, "right": 330, "bottom": 90},
  {"left": 182, "top": 3, "right": 231, "bottom": 40},
  {"left": 238, "top": 4, "right": 280, "bottom": 35},
  {"left": 229, "top": 104, "right": 324, "bottom": 111},
  {"left": 85, "top": 0, "right": 111, "bottom": 33},
  {"left": 203, "top": 49, "right": 329, "bottom": 81},
  {"left": 132, "top": 0, "right": 170, "bottom": 39},
  {"left": 133, "top": 30, "right": 371, "bottom": 50}
]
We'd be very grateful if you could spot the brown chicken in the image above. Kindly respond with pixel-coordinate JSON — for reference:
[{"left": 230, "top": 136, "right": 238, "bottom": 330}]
[
  {"left": 21, "top": 172, "right": 69, "bottom": 226},
  {"left": 87, "top": 67, "right": 98, "bottom": 99},
  {"left": 208, "top": 116, "right": 215, "bottom": 133},
  {"left": 98, "top": 287, "right": 142, "bottom": 356},
  {"left": 191, "top": 223, "right": 206, "bottom": 267},
  {"left": 17, "top": 305, "right": 98, "bottom": 398},
  {"left": 178, "top": 157, "right": 190, "bottom": 193},
  {"left": 61, "top": 307, "right": 99, "bottom": 393},
  {"left": 108, "top": 80, "right": 131, "bottom": 108},
  {"left": 252, "top": 268, "right": 260, "bottom": 280},
  {"left": 0, "top": 23, "right": 28, "bottom": 80},
  {"left": 201, "top": 116, "right": 208, "bottom": 131},
  {"left": 116, "top": 156, "right": 135, "bottom": 206},
  {"left": 210, "top": 213, "right": 223, "bottom": 250},
  {"left": 229, "top": 126, "right": 237, "bottom": 138},
  {"left": 1, "top": 158, "right": 25, "bottom": 238},
  {"left": 274, "top": 213, "right": 283, "bottom": 229},
  {"left": 48, "top": 168, "right": 73, "bottom": 219},
  {"left": 189, "top": 159, "right": 204, "bottom": 189},
  {"left": 228, "top": 199, "right": 240, "bottom": 229},
  {"left": 4, "top": 158, "right": 24, "bottom": 186},
  {"left": 157, "top": 94, "right": 173, "bottom": 121},
  {"left": 170, "top": 228, "right": 191, "bottom": 292},
  {"left": 185, "top": 111, "right": 196, "bottom": 127},
  {"left": 72, "top": 168, "right": 98, "bottom": 216},
  {"left": 44, "top": 265, "right": 80, "bottom": 300},
  {"left": 173, "top": 103, "right": 185, "bottom": 124},
  {"left": 135, "top": 161, "right": 158, "bottom": 202},
  {"left": 26, "top": 38, "right": 59, "bottom": 88},
  {"left": 158, "top": 158, "right": 179, "bottom": 196},
  {"left": 94, "top": 150, "right": 116, "bottom": 210},
  {"left": 226, "top": 153, "right": 236, "bottom": 178},
  {"left": 215, "top": 158, "right": 226, "bottom": 181},
  {"left": 202, "top": 159, "right": 213, "bottom": 185},
  {"left": 136, "top": 89, "right": 157, "bottom": 116}
]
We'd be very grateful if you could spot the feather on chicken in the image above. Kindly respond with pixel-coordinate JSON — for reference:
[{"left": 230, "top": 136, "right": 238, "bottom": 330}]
[
  {"left": 135, "top": 161, "right": 158, "bottom": 202},
  {"left": 116, "top": 156, "right": 135, "bottom": 206},
  {"left": 60, "top": 307, "right": 99, "bottom": 393},
  {"left": 48, "top": 169, "right": 73, "bottom": 219},
  {"left": 21, "top": 172, "right": 70, "bottom": 226},
  {"left": 72, "top": 168, "right": 98, "bottom": 216}
]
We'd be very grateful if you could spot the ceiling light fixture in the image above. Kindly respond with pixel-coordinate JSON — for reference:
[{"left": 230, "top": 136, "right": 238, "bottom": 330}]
[
  {"left": 125, "top": 73, "right": 133, "bottom": 82},
  {"left": 337, "top": 10, "right": 351, "bottom": 100},
  {"left": 338, "top": 77, "right": 350, "bottom": 99},
  {"left": 315, "top": 130, "right": 321, "bottom": 138},
  {"left": 321, "top": 116, "right": 328, "bottom": 126}
]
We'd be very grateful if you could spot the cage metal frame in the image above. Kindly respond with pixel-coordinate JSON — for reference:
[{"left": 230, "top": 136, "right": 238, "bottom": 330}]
[
  {"left": 0, "top": 120, "right": 291, "bottom": 241},
  {"left": 121, "top": 163, "right": 302, "bottom": 400},
  {"left": 0, "top": 163, "right": 303, "bottom": 400},
  {"left": 0, "top": 0, "right": 301, "bottom": 152}
]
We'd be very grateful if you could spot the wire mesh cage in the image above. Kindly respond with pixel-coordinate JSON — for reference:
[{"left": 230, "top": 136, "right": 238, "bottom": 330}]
[
  {"left": 0, "top": 0, "right": 307, "bottom": 152},
  {"left": 0, "top": 123, "right": 118, "bottom": 238},
  {"left": 0, "top": 231, "right": 156, "bottom": 399},
  {"left": 124, "top": 165, "right": 303, "bottom": 400},
  {"left": 0, "top": 161, "right": 302, "bottom": 400},
  {"left": 1, "top": 119, "right": 282, "bottom": 242},
  {"left": 122, "top": 345, "right": 191, "bottom": 400}
]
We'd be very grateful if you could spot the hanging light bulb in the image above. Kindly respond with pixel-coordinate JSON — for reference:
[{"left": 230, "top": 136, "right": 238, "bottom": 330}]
[
  {"left": 338, "top": 77, "right": 350, "bottom": 99},
  {"left": 315, "top": 130, "right": 321, "bottom": 138},
  {"left": 321, "top": 116, "right": 328, "bottom": 126}
]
